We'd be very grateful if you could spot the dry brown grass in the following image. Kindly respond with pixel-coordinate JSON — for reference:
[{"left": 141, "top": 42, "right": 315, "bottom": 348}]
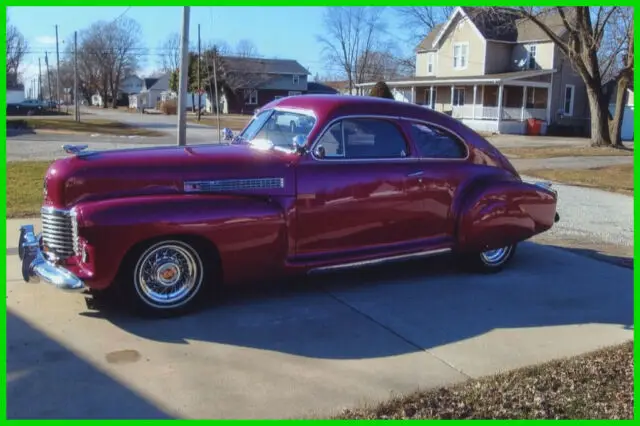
[
  {"left": 6, "top": 118, "right": 166, "bottom": 137},
  {"left": 336, "top": 341, "right": 633, "bottom": 420},
  {"left": 502, "top": 145, "right": 633, "bottom": 159},
  {"left": 526, "top": 164, "right": 633, "bottom": 195},
  {"left": 189, "top": 114, "right": 251, "bottom": 130},
  {"left": 7, "top": 161, "right": 52, "bottom": 218}
]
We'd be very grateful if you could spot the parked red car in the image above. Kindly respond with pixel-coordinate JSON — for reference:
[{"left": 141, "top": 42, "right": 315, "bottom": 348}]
[{"left": 19, "top": 95, "right": 559, "bottom": 316}]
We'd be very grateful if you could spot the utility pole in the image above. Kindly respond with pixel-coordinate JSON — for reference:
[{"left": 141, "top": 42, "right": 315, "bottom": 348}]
[
  {"left": 74, "top": 31, "right": 79, "bottom": 122},
  {"left": 38, "top": 58, "right": 42, "bottom": 102},
  {"left": 177, "top": 6, "right": 190, "bottom": 146},
  {"left": 55, "top": 25, "right": 61, "bottom": 108},
  {"left": 197, "top": 23, "right": 201, "bottom": 122},
  {"left": 45, "top": 52, "right": 53, "bottom": 103},
  {"left": 212, "top": 47, "right": 221, "bottom": 141}
]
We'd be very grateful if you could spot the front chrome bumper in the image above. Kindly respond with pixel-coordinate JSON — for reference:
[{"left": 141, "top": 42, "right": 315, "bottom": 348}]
[{"left": 18, "top": 224, "right": 85, "bottom": 292}]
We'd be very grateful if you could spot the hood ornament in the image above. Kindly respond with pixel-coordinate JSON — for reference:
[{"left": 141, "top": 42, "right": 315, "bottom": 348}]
[{"left": 62, "top": 144, "right": 89, "bottom": 155}]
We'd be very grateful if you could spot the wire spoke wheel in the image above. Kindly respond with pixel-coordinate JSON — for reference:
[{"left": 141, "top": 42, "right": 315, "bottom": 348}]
[
  {"left": 479, "top": 245, "right": 514, "bottom": 267},
  {"left": 133, "top": 241, "right": 204, "bottom": 310}
]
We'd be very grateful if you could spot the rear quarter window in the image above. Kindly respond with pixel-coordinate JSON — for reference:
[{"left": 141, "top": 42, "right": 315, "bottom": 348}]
[{"left": 409, "top": 123, "right": 468, "bottom": 159}]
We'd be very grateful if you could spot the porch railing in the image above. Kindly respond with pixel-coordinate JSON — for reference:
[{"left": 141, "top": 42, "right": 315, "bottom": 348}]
[{"left": 451, "top": 105, "right": 546, "bottom": 121}]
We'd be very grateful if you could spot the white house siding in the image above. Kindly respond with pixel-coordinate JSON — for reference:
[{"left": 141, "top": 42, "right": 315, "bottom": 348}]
[{"left": 7, "top": 90, "right": 25, "bottom": 104}]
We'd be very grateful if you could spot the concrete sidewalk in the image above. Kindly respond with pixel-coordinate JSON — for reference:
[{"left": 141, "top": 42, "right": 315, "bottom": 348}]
[{"left": 6, "top": 218, "right": 633, "bottom": 419}]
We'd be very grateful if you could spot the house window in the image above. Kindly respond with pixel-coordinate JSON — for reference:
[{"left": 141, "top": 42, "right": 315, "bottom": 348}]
[
  {"left": 427, "top": 53, "right": 435, "bottom": 74},
  {"left": 288, "top": 91, "right": 302, "bottom": 96},
  {"left": 316, "top": 118, "right": 408, "bottom": 159},
  {"left": 245, "top": 89, "right": 258, "bottom": 105},
  {"left": 563, "top": 85, "right": 575, "bottom": 116},
  {"left": 292, "top": 75, "right": 300, "bottom": 85},
  {"left": 528, "top": 45, "right": 537, "bottom": 70},
  {"left": 453, "top": 88, "right": 465, "bottom": 106},
  {"left": 453, "top": 43, "right": 468, "bottom": 69}
]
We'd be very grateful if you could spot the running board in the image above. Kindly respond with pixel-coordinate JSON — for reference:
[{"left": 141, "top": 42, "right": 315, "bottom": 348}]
[{"left": 307, "top": 248, "right": 452, "bottom": 275}]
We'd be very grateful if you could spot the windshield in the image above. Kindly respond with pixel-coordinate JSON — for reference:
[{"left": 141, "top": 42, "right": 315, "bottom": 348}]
[{"left": 239, "top": 109, "right": 316, "bottom": 150}]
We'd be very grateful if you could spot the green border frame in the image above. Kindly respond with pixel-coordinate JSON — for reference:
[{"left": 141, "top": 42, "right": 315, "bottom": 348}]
[{"left": 2, "top": 1, "right": 638, "bottom": 422}]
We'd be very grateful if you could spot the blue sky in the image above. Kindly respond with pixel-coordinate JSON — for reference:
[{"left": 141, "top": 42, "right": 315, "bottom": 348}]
[{"left": 8, "top": 6, "right": 415, "bottom": 86}]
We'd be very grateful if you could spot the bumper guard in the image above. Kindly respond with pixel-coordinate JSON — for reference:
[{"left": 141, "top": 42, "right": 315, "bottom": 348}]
[{"left": 18, "top": 224, "right": 85, "bottom": 292}]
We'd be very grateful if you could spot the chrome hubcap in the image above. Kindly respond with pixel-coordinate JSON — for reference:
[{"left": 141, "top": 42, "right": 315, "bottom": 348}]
[
  {"left": 480, "top": 245, "right": 512, "bottom": 266},
  {"left": 134, "top": 243, "right": 202, "bottom": 308}
]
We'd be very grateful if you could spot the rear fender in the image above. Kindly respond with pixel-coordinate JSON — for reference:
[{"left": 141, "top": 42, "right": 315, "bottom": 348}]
[
  {"left": 74, "top": 194, "right": 289, "bottom": 289},
  {"left": 456, "top": 180, "right": 558, "bottom": 253}
]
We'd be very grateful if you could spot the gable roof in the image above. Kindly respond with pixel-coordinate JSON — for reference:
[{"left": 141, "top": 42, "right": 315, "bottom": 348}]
[
  {"left": 415, "top": 23, "right": 443, "bottom": 52},
  {"left": 220, "top": 56, "right": 310, "bottom": 76},
  {"left": 307, "top": 82, "right": 339, "bottom": 94},
  {"left": 417, "top": 6, "right": 575, "bottom": 51}
]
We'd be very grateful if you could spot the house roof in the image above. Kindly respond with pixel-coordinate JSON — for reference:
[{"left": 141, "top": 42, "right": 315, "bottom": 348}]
[
  {"left": 356, "top": 69, "right": 554, "bottom": 87},
  {"left": 307, "top": 82, "right": 339, "bottom": 94},
  {"left": 415, "top": 23, "right": 443, "bottom": 52},
  {"left": 143, "top": 78, "right": 159, "bottom": 90},
  {"left": 416, "top": 7, "right": 573, "bottom": 51},
  {"left": 220, "top": 56, "right": 310, "bottom": 76}
]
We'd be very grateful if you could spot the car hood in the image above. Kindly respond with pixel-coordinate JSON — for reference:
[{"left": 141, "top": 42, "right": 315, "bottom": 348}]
[{"left": 44, "top": 144, "right": 298, "bottom": 208}]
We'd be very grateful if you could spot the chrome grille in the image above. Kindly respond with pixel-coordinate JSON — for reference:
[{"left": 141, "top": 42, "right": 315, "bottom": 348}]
[
  {"left": 184, "top": 178, "right": 285, "bottom": 193},
  {"left": 41, "top": 207, "right": 75, "bottom": 259}
]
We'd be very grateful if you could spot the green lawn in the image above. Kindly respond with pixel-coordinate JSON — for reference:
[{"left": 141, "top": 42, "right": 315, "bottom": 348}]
[
  {"left": 7, "top": 161, "right": 52, "bottom": 218},
  {"left": 7, "top": 118, "right": 166, "bottom": 137}
]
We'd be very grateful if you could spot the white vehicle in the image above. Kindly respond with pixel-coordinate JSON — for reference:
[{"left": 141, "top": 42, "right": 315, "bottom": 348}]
[{"left": 274, "top": 111, "right": 314, "bottom": 132}]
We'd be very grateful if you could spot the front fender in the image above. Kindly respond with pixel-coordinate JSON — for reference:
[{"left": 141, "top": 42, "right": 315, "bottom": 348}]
[
  {"left": 74, "top": 194, "right": 289, "bottom": 289},
  {"left": 456, "top": 180, "right": 558, "bottom": 253}
]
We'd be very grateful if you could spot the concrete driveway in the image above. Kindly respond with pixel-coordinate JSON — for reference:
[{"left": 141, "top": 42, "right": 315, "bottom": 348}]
[{"left": 6, "top": 219, "right": 632, "bottom": 419}]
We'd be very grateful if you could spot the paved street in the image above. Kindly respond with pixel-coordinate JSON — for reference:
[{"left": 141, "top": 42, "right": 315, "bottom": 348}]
[{"left": 6, "top": 214, "right": 633, "bottom": 419}]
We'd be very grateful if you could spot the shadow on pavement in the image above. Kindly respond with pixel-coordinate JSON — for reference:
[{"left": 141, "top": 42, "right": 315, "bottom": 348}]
[
  {"left": 7, "top": 311, "right": 175, "bottom": 419},
  {"left": 82, "top": 242, "right": 634, "bottom": 360}
]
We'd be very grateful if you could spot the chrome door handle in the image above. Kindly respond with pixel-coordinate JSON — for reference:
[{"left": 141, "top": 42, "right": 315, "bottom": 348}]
[{"left": 407, "top": 171, "right": 424, "bottom": 177}]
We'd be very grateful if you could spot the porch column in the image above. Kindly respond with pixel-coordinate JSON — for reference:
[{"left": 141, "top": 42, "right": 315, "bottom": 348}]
[
  {"left": 497, "top": 83, "right": 504, "bottom": 128},
  {"left": 450, "top": 85, "right": 455, "bottom": 113},
  {"left": 429, "top": 86, "right": 434, "bottom": 109},
  {"left": 472, "top": 85, "right": 477, "bottom": 120},
  {"left": 411, "top": 86, "right": 416, "bottom": 104},
  {"left": 545, "top": 83, "right": 553, "bottom": 124},
  {"left": 521, "top": 86, "right": 527, "bottom": 121}
]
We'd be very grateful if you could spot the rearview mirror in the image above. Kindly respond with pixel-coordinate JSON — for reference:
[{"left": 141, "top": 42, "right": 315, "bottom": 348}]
[{"left": 314, "top": 145, "right": 326, "bottom": 159}]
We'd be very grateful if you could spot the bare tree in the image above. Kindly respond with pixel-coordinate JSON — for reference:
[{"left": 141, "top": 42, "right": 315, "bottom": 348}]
[
  {"left": 317, "top": 7, "right": 388, "bottom": 94},
  {"left": 491, "top": 7, "right": 633, "bottom": 146},
  {"left": 6, "top": 17, "right": 28, "bottom": 85},
  {"left": 606, "top": 8, "right": 633, "bottom": 145},
  {"left": 235, "top": 39, "right": 259, "bottom": 58},
  {"left": 395, "top": 7, "right": 454, "bottom": 44},
  {"left": 159, "top": 33, "right": 181, "bottom": 72},
  {"left": 76, "top": 17, "right": 143, "bottom": 108}
]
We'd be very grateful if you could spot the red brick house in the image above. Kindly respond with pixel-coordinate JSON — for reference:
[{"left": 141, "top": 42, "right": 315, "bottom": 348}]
[{"left": 216, "top": 56, "right": 310, "bottom": 114}]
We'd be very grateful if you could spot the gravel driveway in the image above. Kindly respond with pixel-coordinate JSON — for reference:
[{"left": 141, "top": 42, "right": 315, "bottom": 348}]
[{"left": 522, "top": 176, "right": 633, "bottom": 248}]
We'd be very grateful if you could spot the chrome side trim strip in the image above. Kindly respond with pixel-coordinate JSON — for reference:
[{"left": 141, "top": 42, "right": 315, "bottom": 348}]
[
  {"left": 184, "top": 178, "right": 285, "bottom": 193},
  {"left": 307, "top": 247, "right": 452, "bottom": 274}
]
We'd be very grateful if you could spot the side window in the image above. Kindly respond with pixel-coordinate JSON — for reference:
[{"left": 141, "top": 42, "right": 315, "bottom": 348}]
[
  {"left": 315, "top": 118, "right": 408, "bottom": 159},
  {"left": 409, "top": 123, "right": 467, "bottom": 159}
]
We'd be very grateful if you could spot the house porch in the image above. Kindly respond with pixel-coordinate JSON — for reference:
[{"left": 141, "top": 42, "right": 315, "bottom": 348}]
[{"left": 357, "top": 71, "right": 554, "bottom": 135}]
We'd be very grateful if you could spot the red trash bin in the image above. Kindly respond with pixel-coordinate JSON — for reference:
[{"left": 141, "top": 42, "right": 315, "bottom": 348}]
[{"left": 526, "top": 118, "right": 543, "bottom": 136}]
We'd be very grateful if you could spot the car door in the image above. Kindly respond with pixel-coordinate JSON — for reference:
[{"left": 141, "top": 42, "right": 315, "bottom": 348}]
[{"left": 294, "top": 116, "right": 428, "bottom": 260}]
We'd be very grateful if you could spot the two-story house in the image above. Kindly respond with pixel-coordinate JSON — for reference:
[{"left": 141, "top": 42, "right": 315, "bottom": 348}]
[
  {"left": 216, "top": 56, "right": 310, "bottom": 114},
  {"left": 356, "top": 7, "right": 589, "bottom": 135}
]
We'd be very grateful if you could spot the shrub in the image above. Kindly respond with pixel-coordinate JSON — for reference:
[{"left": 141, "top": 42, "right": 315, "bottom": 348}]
[
  {"left": 369, "top": 81, "right": 394, "bottom": 100},
  {"left": 160, "top": 99, "right": 177, "bottom": 115}
]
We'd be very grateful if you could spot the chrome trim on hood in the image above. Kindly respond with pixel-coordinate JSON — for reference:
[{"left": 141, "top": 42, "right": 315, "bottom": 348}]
[{"left": 184, "top": 178, "right": 285, "bottom": 193}]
